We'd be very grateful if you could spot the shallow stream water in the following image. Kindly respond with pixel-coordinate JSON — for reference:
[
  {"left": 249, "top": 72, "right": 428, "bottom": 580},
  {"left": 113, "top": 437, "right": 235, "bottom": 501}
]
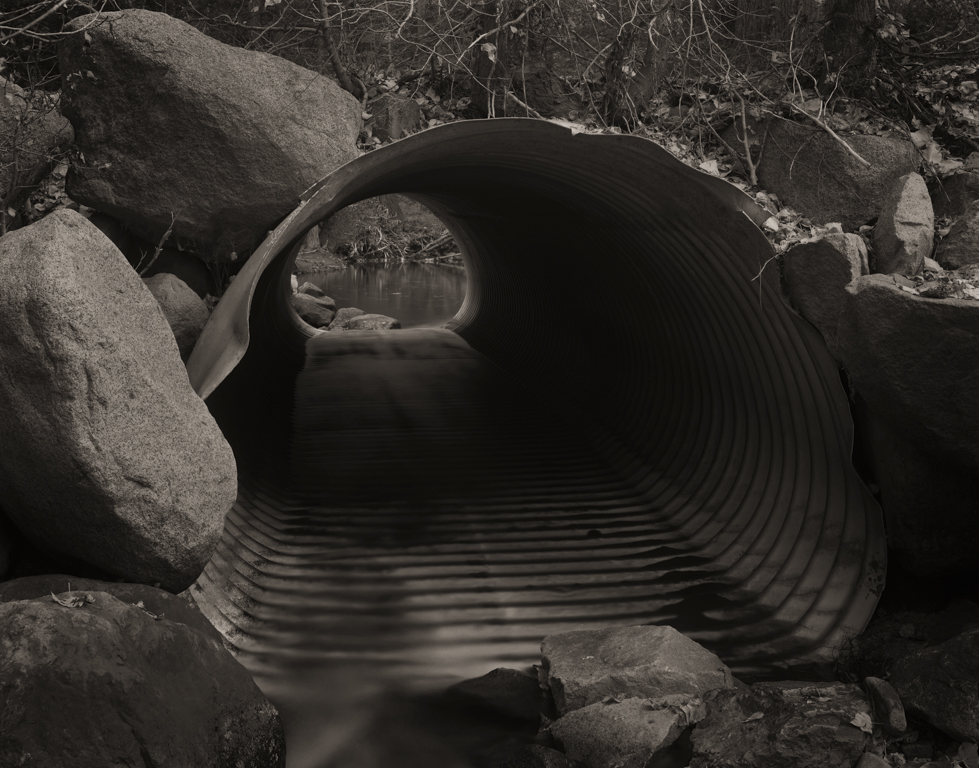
[{"left": 303, "top": 263, "right": 467, "bottom": 328}]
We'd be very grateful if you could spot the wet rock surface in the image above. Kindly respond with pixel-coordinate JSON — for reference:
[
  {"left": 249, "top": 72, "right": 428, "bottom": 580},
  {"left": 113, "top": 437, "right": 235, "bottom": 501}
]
[
  {"left": 936, "top": 200, "right": 979, "bottom": 269},
  {"left": 292, "top": 292, "right": 337, "bottom": 328},
  {"left": 0, "top": 210, "right": 236, "bottom": 592},
  {"left": 0, "top": 591, "right": 285, "bottom": 768},
  {"left": 342, "top": 312, "right": 402, "bottom": 330}
]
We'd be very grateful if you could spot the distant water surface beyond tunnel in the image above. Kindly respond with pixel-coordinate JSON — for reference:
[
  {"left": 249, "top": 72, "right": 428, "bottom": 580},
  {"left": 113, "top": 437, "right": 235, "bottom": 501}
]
[{"left": 305, "top": 263, "right": 467, "bottom": 328}]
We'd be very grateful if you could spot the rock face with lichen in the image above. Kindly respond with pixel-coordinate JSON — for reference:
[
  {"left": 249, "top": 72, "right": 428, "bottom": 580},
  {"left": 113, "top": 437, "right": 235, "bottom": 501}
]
[{"left": 0, "top": 209, "right": 236, "bottom": 592}]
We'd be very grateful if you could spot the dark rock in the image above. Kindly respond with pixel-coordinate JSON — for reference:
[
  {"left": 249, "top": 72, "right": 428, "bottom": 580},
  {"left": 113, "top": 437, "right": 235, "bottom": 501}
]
[
  {"left": 890, "top": 627, "right": 979, "bottom": 743},
  {"left": 292, "top": 293, "right": 337, "bottom": 328},
  {"left": 755, "top": 120, "right": 918, "bottom": 229},
  {"left": 343, "top": 313, "right": 402, "bottom": 330},
  {"left": 873, "top": 172, "right": 934, "bottom": 275},
  {"left": 936, "top": 200, "right": 979, "bottom": 270},
  {"left": 298, "top": 281, "right": 328, "bottom": 299},
  {"left": 836, "top": 273, "right": 979, "bottom": 470},
  {"left": 0, "top": 574, "right": 223, "bottom": 644},
  {"left": 0, "top": 77, "right": 73, "bottom": 227},
  {"left": 0, "top": 209, "right": 237, "bottom": 592},
  {"left": 0, "top": 592, "right": 284, "bottom": 767},
  {"left": 143, "top": 273, "right": 211, "bottom": 360},
  {"left": 859, "top": 410, "right": 979, "bottom": 576},
  {"left": 326, "top": 306, "right": 367, "bottom": 330},
  {"left": 551, "top": 695, "right": 699, "bottom": 768},
  {"left": 864, "top": 676, "right": 906, "bottom": 736},
  {"left": 782, "top": 233, "right": 868, "bottom": 353},
  {"left": 448, "top": 667, "right": 552, "bottom": 721},
  {"left": 60, "top": 9, "right": 361, "bottom": 262},
  {"left": 0, "top": 511, "right": 12, "bottom": 579},
  {"left": 541, "top": 625, "right": 736, "bottom": 716},
  {"left": 689, "top": 681, "right": 873, "bottom": 768},
  {"left": 856, "top": 753, "right": 891, "bottom": 768},
  {"left": 901, "top": 741, "right": 935, "bottom": 760},
  {"left": 369, "top": 93, "right": 423, "bottom": 142},
  {"left": 930, "top": 171, "right": 979, "bottom": 220},
  {"left": 502, "top": 744, "right": 572, "bottom": 768}
]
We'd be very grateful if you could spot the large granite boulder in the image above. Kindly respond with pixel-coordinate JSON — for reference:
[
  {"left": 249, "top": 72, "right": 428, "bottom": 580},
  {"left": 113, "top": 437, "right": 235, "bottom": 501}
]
[
  {"left": 59, "top": 9, "right": 362, "bottom": 262},
  {"left": 0, "top": 209, "right": 237, "bottom": 592},
  {"left": 755, "top": 120, "right": 918, "bottom": 229},
  {"left": 0, "top": 591, "right": 284, "bottom": 767},
  {"left": 873, "top": 172, "right": 934, "bottom": 275},
  {"left": 836, "top": 275, "right": 979, "bottom": 575},
  {"left": 890, "top": 627, "right": 979, "bottom": 743},
  {"left": 782, "top": 233, "right": 868, "bottom": 353},
  {"left": 541, "top": 625, "right": 736, "bottom": 716},
  {"left": 859, "top": 409, "right": 979, "bottom": 575},
  {"left": 143, "top": 272, "right": 211, "bottom": 360},
  {"left": 690, "top": 681, "right": 873, "bottom": 768},
  {"left": 836, "top": 274, "right": 979, "bottom": 468},
  {"left": 0, "top": 77, "right": 73, "bottom": 229}
]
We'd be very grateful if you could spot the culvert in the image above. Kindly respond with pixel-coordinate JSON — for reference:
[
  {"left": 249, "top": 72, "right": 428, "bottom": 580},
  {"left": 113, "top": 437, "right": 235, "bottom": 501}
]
[{"left": 187, "top": 118, "right": 885, "bottom": 687}]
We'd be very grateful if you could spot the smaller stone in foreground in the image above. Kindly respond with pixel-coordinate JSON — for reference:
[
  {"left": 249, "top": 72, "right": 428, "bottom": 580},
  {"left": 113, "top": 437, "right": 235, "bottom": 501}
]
[
  {"left": 550, "top": 695, "right": 700, "bottom": 768},
  {"left": 541, "top": 625, "right": 736, "bottom": 716},
  {"left": 0, "top": 592, "right": 285, "bottom": 768},
  {"left": 873, "top": 172, "right": 934, "bottom": 275},
  {"left": 689, "top": 681, "right": 873, "bottom": 768},
  {"left": 143, "top": 272, "right": 211, "bottom": 360},
  {"left": 864, "top": 676, "right": 906, "bottom": 736},
  {"left": 889, "top": 627, "right": 979, "bottom": 743}
]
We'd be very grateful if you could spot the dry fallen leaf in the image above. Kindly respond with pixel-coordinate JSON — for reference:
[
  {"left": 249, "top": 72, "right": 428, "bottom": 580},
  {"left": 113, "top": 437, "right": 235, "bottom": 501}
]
[
  {"left": 51, "top": 592, "right": 94, "bottom": 608},
  {"left": 742, "top": 711, "right": 765, "bottom": 723},
  {"left": 850, "top": 711, "right": 874, "bottom": 733}
]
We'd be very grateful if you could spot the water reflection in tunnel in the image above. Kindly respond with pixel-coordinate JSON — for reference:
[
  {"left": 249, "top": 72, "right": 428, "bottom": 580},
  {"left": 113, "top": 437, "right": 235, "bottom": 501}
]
[{"left": 294, "top": 194, "right": 468, "bottom": 329}]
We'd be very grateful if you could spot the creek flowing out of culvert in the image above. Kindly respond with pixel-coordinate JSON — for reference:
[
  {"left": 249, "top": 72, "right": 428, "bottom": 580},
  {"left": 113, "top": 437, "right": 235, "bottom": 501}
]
[{"left": 185, "top": 119, "right": 887, "bottom": 767}]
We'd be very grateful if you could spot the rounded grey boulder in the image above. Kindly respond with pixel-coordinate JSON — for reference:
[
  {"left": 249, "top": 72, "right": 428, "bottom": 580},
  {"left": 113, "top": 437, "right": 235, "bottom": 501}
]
[{"left": 0, "top": 209, "right": 237, "bottom": 592}]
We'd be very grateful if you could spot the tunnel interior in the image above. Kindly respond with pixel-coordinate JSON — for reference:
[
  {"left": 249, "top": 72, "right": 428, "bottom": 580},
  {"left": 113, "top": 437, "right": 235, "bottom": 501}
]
[{"left": 188, "top": 119, "right": 885, "bottom": 693}]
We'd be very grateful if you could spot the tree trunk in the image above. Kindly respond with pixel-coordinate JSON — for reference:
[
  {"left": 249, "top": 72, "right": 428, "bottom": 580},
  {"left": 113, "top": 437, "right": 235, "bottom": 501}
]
[{"left": 817, "top": 0, "right": 877, "bottom": 93}]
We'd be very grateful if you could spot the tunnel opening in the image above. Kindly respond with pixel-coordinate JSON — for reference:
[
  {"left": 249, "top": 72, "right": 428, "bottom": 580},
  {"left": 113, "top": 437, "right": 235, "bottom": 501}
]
[
  {"left": 292, "top": 194, "right": 468, "bottom": 331},
  {"left": 188, "top": 120, "right": 885, "bottom": 698}
]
